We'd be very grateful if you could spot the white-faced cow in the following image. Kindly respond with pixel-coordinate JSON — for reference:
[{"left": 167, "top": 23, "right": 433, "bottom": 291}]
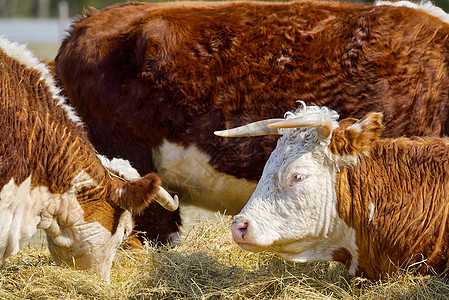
[
  {"left": 0, "top": 37, "right": 178, "bottom": 281},
  {"left": 216, "top": 103, "right": 449, "bottom": 280},
  {"left": 54, "top": 0, "right": 449, "bottom": 245}
]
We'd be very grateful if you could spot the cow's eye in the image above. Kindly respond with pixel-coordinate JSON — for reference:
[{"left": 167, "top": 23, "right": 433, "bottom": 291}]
[{"left": 289, "top": 173, "right": 308, "bottom": 186}]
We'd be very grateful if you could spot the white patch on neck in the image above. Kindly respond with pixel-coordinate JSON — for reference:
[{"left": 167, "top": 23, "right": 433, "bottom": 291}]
[
  {"left": 376, "top": 1, "right": 449, "bottom": 24},
  {"left": 0, "top": 36, "right": 84, "bottom": 126},
  {"left": 346, "top": 226, "right": 360, "bottom": 275},
  {"left": 368, "top": 202, "right": 375, "bottom": 222},
  {"left": 153, "top": 140, "right": 257, "bottom": 214},
  {"left": 0, "top": 176, "right": 38, "bottom": 258}
]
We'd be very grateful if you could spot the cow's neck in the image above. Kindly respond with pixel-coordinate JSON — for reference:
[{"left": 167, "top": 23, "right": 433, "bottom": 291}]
[
  {"left": 336, "top": 166, "right": 387, "bottom": 279},
  {"left": 336, "top": 139, "right": 449, "bottom": 279}
]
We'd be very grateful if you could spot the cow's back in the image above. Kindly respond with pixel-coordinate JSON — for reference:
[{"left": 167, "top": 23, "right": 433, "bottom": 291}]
[{"left": 55, "top": 1, "right": 449, "bottom": 217}]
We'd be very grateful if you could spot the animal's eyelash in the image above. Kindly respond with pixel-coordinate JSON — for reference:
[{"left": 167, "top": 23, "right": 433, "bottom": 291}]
[{"left": 289, "top": 173, "right": 309, "bottom": 186}]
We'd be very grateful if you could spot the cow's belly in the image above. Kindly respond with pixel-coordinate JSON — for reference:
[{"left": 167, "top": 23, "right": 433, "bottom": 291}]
[{"left": 153, "top": 140, "right": 257, "bottom": 215}]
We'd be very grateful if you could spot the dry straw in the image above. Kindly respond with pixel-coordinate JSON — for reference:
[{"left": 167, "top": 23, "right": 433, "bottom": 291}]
[{"left": 0, "top": 214, "right": 448, "bottom": 299}]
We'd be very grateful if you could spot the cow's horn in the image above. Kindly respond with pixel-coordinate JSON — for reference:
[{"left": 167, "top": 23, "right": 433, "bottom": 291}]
[
  {"left": 154, "top": 186, "right": 179, "bottom": 211},
  {"left": 268, "top": 113, "right": 333, "bottom": 138},
  {"left": 214, "top": 118, "right": 285, "bottom": 137}
]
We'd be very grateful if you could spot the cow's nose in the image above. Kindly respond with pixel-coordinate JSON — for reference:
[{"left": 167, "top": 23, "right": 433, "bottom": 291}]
[{"left": 231, "top": 219, "right": 248, "bottom": 243}]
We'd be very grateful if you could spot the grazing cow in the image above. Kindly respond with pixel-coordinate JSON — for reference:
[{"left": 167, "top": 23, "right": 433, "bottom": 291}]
[
  {"left": 55, "top": 0, "right": 449, "bottom": 244},
  {"left": 0, "top": 37, "right": 178, "bottom": 281},
  {"left": 216, "top": 103, "right": 449, "bottom": 280}
]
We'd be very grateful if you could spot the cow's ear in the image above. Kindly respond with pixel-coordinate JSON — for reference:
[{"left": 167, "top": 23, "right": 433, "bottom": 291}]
[
  {"left": 337, "top": 117, "right": 358, "bottom": 130},
  {"left": 328, "top": 112, "right": 384, "bottom": 166},
  {"left": 117, "top": 173, "right": 161, "bottom": 214}
]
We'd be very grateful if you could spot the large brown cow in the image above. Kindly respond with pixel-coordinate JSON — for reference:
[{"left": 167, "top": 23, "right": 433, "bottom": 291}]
[
  {"left": 217, "top": 103, "right": 449, "bottom": 280},
  {"left": 55, "top": 1, "right": 449, "bottom": 244},
  {"left": 0, "top": 37, "right": 177, "bottom": 281}
]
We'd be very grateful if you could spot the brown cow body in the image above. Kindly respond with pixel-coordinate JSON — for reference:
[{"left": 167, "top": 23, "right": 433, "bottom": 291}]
[
  {"left": 55, "top": 1, "right": 449, "bottom": 243},
  {"left": 0, "top": 37, "right": 177, "bottom": 280},
  {"left": 336, "top": 136, "right": 449, "bottom": 278}
]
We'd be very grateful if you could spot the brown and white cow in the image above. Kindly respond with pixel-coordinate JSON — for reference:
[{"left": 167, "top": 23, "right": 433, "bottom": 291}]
[
  {"left": 0, "top": 37, "right": 178, "bottom": 281},
  {"left": 55, "top": 1, "right": 449, "bottom": 244},
  {"left": 216, "top": 103, "right": 449, "bottom": 280}
]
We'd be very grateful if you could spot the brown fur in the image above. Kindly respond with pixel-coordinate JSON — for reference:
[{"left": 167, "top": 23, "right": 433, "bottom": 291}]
[
  {"left": 329, "top": 112, "right": 384, "bottom": 157},
  {"left": 55, "top": 1, "right": 449, "bottom": 242},
  {"left": 332, "top": 118, "right": 449, "bottom": 279},
  {"left": 0, "top": 43, "right": 160, "bottom": 235},
  {"left": 120, "top": 173, "right": 161, "bottom": 214},
  {"left": 332, "top": 247, "right": 352, "bottom": 270}
]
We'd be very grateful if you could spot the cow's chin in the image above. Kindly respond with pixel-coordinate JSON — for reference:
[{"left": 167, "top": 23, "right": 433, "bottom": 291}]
[
  {"left": 236, "top": 239, "right": 334, "bottom": 264},
  {"left": 235, "top": 242, "right": 266, "bottom": 252},
  {"left": 272, "top": 242, "right": 335, "bottom": 264}
]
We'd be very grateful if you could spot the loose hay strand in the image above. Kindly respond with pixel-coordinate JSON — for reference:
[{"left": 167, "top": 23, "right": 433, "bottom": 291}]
[{"left": 0, "top": 214, "right": 448, "bottom": 299}]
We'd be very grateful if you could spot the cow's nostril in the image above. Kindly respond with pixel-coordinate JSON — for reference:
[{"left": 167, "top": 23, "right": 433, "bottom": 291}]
[{"left": 231, "top": 220, "right": 249, "bottom": 241}]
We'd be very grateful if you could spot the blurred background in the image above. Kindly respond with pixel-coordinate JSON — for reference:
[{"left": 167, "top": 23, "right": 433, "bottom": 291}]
[{"left": 1, "top": 0, "right": 448, "bottom": 60}]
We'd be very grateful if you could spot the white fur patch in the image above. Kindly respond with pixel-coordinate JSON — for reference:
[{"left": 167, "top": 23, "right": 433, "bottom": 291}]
[
  {"left": 0, "top": 36, "right": 83, "bottom": 126},
  {"left": 153, "top": 140, "right": 257, "bottom": 214},
  {"left": 376, "top": 1, "right": 449, "bottom": 24},
  {"left": 368, "top": 202, "right": 375, "bottom": 222},
  {"left": 347, "top": 228, "right": 360, "bottom": 275},
  {"left": 0, "top": 176, "right": 38, "bottom": 258},
  {"left": 97, "top": 155, "right": 140, "bottom": 180},
  {"left": 0, "top": 171, "right": 132, "bottom": 281}
]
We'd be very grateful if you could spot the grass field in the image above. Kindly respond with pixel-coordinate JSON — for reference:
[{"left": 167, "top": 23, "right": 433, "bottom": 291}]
[{"left": 3, "top": 215, "right": 449, "bottom": 299}]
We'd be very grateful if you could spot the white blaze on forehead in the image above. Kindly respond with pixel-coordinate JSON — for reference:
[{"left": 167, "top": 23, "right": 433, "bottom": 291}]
[
  {"left": 44, "top": 170, "right": 133, "bottom": 281},
  {"left": 47, "top": 209, "right": 133, "bottom": 281},
  {"left": 375, "top": 1, "right": 449, "bottom": 24},
  {"left": 153, "top": 139, "right": 257, "bottom": 214},
  {"left": 0, "top": 36, "right": 83, "bottom": 126}
]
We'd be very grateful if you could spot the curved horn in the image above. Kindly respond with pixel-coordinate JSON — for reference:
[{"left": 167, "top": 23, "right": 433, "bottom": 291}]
[
  {"left": 268, "top": 113, "right": 333, "bottom": 138},
  {"left": 153, "top": 186, "right": 179, "bottom": 211},
  {"left": 214, "top": 118, "right": 285, "bottom": 137}
]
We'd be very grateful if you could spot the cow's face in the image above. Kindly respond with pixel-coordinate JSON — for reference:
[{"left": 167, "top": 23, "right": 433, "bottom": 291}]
[
  {"left": 45, "top": 200, "right": 133, "bottom": 281},
  {"left": 44, "top": 158, "right": 178, "bottom": 281},
  {"left": 222, "top": 106, "right": 383, "bottom": 264}
]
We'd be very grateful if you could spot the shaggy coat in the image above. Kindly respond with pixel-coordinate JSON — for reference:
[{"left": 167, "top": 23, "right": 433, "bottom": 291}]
[
  {"left": 0, "top": 37, "right": 165, "bottom": 280},
  {"left": 55, "top": 1, "right": 449, "bottom": 243},
  {"left": 228, "top": 107, "right": 449, "bottom": 280},
  {"left": 335, "top": 136, "right": 449, "bottom": 278}
]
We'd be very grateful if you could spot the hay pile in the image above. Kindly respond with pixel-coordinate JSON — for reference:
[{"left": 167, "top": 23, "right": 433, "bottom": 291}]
[{"left": 1, "top": 214, "right": 448, "bottom": 299}]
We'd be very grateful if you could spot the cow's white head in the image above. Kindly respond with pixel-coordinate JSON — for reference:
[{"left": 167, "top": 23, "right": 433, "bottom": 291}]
[{"left": 215, "top": 104, "right": 383, "bottom": 270}]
